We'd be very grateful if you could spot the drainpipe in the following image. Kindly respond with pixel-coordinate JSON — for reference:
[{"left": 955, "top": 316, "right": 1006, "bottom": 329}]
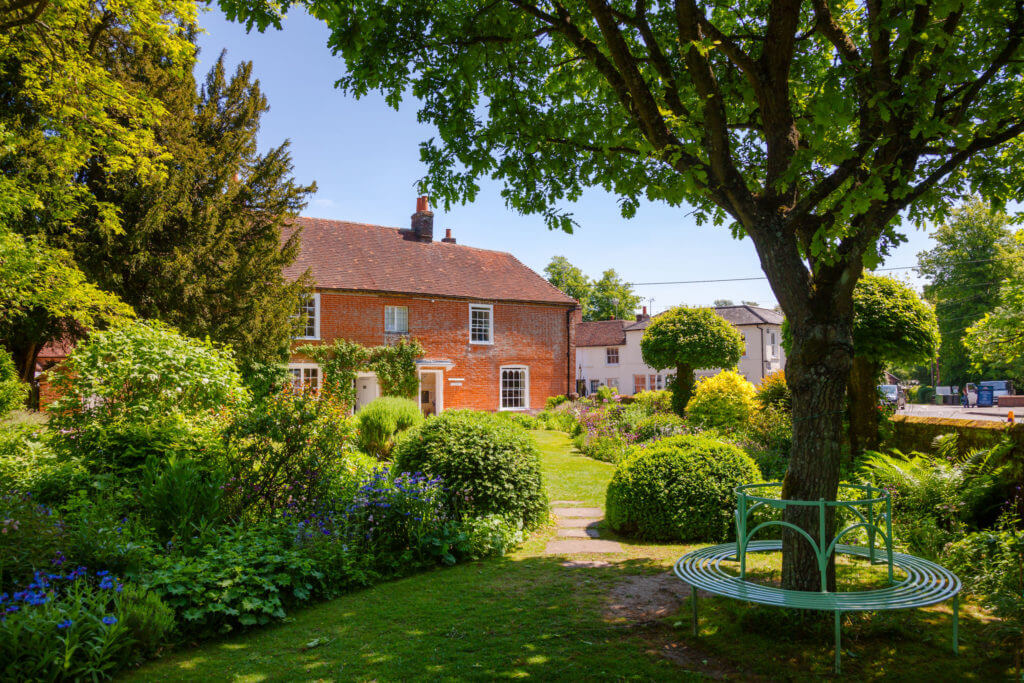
[
  {"left": 566, "top": 308, "right": 574, "bottom": 395},
  {"left": 759, "top": 326, "right": 765, "bottom": 381}
]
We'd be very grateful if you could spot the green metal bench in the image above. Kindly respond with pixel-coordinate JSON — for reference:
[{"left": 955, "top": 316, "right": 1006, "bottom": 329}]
[{"left": 674, "top": 483, "right": 962, "bottom": 674}]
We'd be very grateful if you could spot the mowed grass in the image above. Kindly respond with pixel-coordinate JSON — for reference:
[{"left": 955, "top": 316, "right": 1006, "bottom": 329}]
[{"left": 126, "top": 431, "right": 1013, "bottom": 681}]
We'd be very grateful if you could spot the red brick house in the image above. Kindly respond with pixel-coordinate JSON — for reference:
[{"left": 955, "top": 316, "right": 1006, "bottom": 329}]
[{"left": 285, "top": 197, "right": 579, "bottom": 413}]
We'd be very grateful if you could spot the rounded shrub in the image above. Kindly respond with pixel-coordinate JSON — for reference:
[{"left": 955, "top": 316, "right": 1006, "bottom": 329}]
[
  {"left": 605, "top": 434, "right": 761, "bottom": 542},
  {"left": 755, "top": 369, "right": 791, "bottom": 410},
  {"left": 393, "top": 410, "right": 548, "bottom": 528},
  {"left": 356, "top": 396, "right": 424, "bottom": 458},
  {"left": 685, "top": 370, "right": 757, "bottom": 430}
]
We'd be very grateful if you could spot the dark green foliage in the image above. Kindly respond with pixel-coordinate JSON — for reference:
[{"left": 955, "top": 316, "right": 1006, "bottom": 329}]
[
  {"left": 69, "top": 52, "right": 315, "bottom": 368},
  {"left": 369, "top": 338, "right": 426, "bottom": 398},
  {"left": 605, "top": 434, "right": 761, "bottom": 542},
  {"left": 0, "top": 352, "right": 26, "bottom": 416},
  {"left": 356, "top": 397, "right": 423, "bottom": 458},
  {"left": 0, "top": 493, "right": 64, "bottom": 592},
  {"left": 918, "top": 201, "right": 1019, "bottom": 386},
  {"left": 740, "top": 406, "right": 794, "bottom": 481},
  {"left": 641, "top": 307, "right": 744, "bottom": 414},
  {"left": 142, "top": 524, "right": 326, "bottom": 636},
  {"left": 544, "top": 256, "right": 640, "bottom": 321},
  {"left": 140, "top": 455, "right": 226, "bottom": 545},
  {"left": 393, "top": 411, "right": 548, "bottom": 528}
]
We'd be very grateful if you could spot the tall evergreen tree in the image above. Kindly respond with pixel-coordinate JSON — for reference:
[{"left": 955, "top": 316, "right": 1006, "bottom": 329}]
[
  {"left": 73, "top": 50, "right": 316, "bottom": 368},
  {"left": 917, "top": 201, "right": 1017, "bottom": 386}
]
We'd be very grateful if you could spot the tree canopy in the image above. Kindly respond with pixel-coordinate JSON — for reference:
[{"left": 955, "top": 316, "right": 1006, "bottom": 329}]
[
  {"left": 847, "top": 275, "right": 939, "bottom": 451},
  {"left": 917, "top": 201, "right": 1021, "bottom": 385},
  {"left": 965, "top": 232, "right": 1024, "bottom": 382},
  {"left": 640, "top": 306, "right": 744, "bottom": 414},
  {"left": 545, "top": 256, "right": 640, "bottom": 320},
  {"left": 222, "top": 0, "right": 1024, "bottom": 591}
]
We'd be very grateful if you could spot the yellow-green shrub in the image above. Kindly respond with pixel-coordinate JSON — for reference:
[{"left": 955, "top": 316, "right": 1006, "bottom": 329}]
[{"left": 686, "top": 370, "right": 756, "bottom": 430}]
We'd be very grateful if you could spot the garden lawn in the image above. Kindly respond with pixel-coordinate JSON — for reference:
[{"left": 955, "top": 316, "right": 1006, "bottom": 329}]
[{"left": 127, "top": 431, "right": 1013, "bottom": 681}]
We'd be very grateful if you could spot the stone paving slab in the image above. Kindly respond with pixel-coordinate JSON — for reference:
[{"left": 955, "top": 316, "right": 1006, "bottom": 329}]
[
  {"left": 544, "top": 539, "right": 623, "bottom": 554},
  {"left": 560, "top": 560, "right": 612, "bottom": 568},
  {"left": 559, "top": 517, "right": 602, "bottom": 528},
  {"left": 553, "top": 507, "right": 604, "bottom": 517},
  {"left": 557, "top": 527, "right": 602, "bottom": 538},
  {"left": 550, "top": 500, "right": 584, "bottom": 506}
]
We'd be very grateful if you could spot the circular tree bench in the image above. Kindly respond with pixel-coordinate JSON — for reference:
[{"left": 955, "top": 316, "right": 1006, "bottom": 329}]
[{"left": 674, "top": 483, "right": 962, "bottom": 674}]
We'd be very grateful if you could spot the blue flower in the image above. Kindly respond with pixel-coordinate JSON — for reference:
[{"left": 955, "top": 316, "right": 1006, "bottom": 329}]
[
  {"left": 57, "top": 619, "right": 72, "bottom": 629},
  {"left": 102, "top": 615, "right": 117, "bottom": 626}
]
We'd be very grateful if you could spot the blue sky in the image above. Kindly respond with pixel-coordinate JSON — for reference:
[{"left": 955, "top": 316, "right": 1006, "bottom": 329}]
[{"left": 196, "top": 8, "right": 935, "bottom": 313}]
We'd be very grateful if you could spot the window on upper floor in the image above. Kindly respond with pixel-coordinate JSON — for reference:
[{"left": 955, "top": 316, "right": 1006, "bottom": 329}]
[
  {"left": 470, "top": 304, "right": 493, "bottom": 344},
  {"left": 606, "top": 347, "right": 619, "bottom": 365},
  {"left": 295, "top": 293, "right": 320, "bottom": 340},
  {"left": 500, "top": 366, "right": 528, "bottom": 410},
  {"left": 384, "top": 305, "right": 409, "bottom": 334}
]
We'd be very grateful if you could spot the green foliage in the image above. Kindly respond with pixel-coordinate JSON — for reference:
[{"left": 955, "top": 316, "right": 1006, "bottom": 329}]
[
  {"left": 630, "top": 390, "right": 673, "bottom": 414},
  {"left": 298, "top": 338, "right": 369, "bottom": 407},
  {"left": 142, "top": 523, "right": 325, "bottom": 636},
  {"left": 686, "top": 371, "right": 757, "bottom": 431},
  {"left": 595, "top": 384, "right": 617, "bottom": 402},
  {"left": 574, "top": 433, "right": 630, "bottom": 464},
  {"left": 739, "top": 405, "right": 793, "bottom": 481},
  {"left": 0, "top": 352, "right": 26, "bottom": 416},
  {"left": 139, "top": 455, "right": 226, "bottom": 546},
  {"left": 545, "top": 394, "right": 569, "bottom": 410},
  {"left": 918, "top": 201, "right": 1022, "bottom": 385},
  {"left": 393, "top": 411, "right": 548, "bottom": 529},
  {"left": 641, "top": 307, "right": 744, "bottom": 414},
  {"left": 300, "top": 337, "right": 425, "bottom": 407},
  {"left": 755, "top": 370, "right": 791, "bottom": 411},
  {"left": 49, "top": 320, "right": 248, "bottom": 432},
  {"left": 606, "top": 434, "right": 761, "bottom": 542},
  {"left": 853, "top": 276, "right": 940, "bottom": 365},
  {"left": 356, "top": 397, "right": 423, "bottom": 459},
  {"left": 965, "top": 234, "right": 1024, "bottom": 382},
  {"left": 0, "top": 229, "right": 134, "bottom": 382},
  {"left": 633, "top": 413, "right": 688, "bottom": 442},
  {"left": 945, "top": 519, "right": 1024, "bottom": 660},
  {"left": 369, "top": 337, "right": 426, "bottom": 398},
  {"left": 544, "top": 256, "right": 640, "bottom": 321},
  {"left": 0, "top": 574, "right": 174, "bottom": 681},
  {"left": 68, "top": 53, "right": 315, "bottom": 368},
  {"left": 544, "top": 256, "right": 591, "bottom": 314},
  {"left": 225, "top": 389, "right": 356, "bottom": 520},
  {"left": 0, "top": 493, "right": 64, "bottom": 592}
]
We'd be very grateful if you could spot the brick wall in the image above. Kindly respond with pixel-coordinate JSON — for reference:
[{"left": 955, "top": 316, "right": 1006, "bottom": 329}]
[{"left": 293, "top": 290, "right": 578, "bottom": 412}]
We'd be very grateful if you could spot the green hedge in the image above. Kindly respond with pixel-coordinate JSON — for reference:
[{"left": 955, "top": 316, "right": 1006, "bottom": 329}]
[
  {"left": 605, "top": 434, "right": 761, "bottom": 542},
  {"left": 890, "top": 415, "right": 1024, "bottom": 455}
]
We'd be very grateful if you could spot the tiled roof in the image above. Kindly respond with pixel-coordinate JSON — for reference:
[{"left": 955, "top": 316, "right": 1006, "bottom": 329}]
[
  {"left": 713, "top": 305, "right": 785, "bottom": 325},
  {"left": 283, "top": 217, "right": 577, "bottom": 306},
  {"left": 575, "top": 320, "right": 627, "bottom": 347},
  {"left": 582, "top": 305, "right": 783, "bottom": 344}
]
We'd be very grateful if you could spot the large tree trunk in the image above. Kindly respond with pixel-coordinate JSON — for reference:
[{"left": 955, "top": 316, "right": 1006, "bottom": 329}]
[
  {"left": 780, "top": 310, "right": 854, "bottom": 592},
  {"left": 848, "top": 356, "right": 882, "bottom": 454}
]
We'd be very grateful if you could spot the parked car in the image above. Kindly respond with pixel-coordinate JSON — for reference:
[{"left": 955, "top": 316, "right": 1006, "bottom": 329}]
[{"left": 878, "top": 384, "right": 906, "bottom": 409}]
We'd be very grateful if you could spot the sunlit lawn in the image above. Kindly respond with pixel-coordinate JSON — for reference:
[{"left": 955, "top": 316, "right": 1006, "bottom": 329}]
[{"left": 126, "top": 431, "right": 1013, "bottom": 681}]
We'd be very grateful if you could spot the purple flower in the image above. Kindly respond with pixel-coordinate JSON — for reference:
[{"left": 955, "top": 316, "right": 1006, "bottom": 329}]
[{"left": 57, "top": 618, "right": 72, "bottom": 629}]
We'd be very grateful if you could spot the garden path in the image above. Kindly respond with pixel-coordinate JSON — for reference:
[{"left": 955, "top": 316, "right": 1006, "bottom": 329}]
[{"left": 544, "top": 502, "right": 623, "bottom": 555}]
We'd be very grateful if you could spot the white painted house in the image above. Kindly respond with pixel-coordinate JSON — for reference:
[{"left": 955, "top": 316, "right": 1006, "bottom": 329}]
[{"left": 575, "top": 305, "right": 786, "bottom": 396}]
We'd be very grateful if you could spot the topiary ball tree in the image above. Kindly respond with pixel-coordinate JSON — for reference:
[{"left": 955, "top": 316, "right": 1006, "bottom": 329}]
[
  {"left": 640, "top": 307, "right": 745, "bottom": 416},
  {"left": 392, "top": 410, "right": 548, "bottom": 529},
  {"left": 849, "top": 276, "right": 939, "bottom": 452},
  {"left": 606, "top": 434, "right": 761, "bottom": 542}
]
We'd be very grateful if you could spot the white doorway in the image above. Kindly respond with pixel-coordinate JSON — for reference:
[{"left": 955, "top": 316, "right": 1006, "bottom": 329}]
[
  {"left": 418, "top": 370, "right": 443, "bottom": 416},
  {"left": 354, "top": 373, "right": 379, "bottom": 412}
]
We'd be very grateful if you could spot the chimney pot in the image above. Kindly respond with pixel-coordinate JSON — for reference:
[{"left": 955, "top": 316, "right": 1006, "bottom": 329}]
[
  {"left": 636, "top": 306, "right": 649, "bottom": 322},
  {"left": 411, "top": 195, "right": 434, "bottom": 242},
  {"left": 441, "top": 228, "right": 456, "bottom": 244}
]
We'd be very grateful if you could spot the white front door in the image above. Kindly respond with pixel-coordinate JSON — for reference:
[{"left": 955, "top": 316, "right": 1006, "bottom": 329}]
[{"left": 354, "top": 374, "right": 379, "bottom": 411}]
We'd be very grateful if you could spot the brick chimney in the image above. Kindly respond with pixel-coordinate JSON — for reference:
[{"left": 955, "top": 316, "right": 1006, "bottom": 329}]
[
  {"left": 441, "top": 228, "right": 456, "bottom": 244},
  {"left": 411, "top": 195, "right": 433, "bottom": 242},
  {"left": 635, "top": 306, "right": 649, "bottom": 322}
]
